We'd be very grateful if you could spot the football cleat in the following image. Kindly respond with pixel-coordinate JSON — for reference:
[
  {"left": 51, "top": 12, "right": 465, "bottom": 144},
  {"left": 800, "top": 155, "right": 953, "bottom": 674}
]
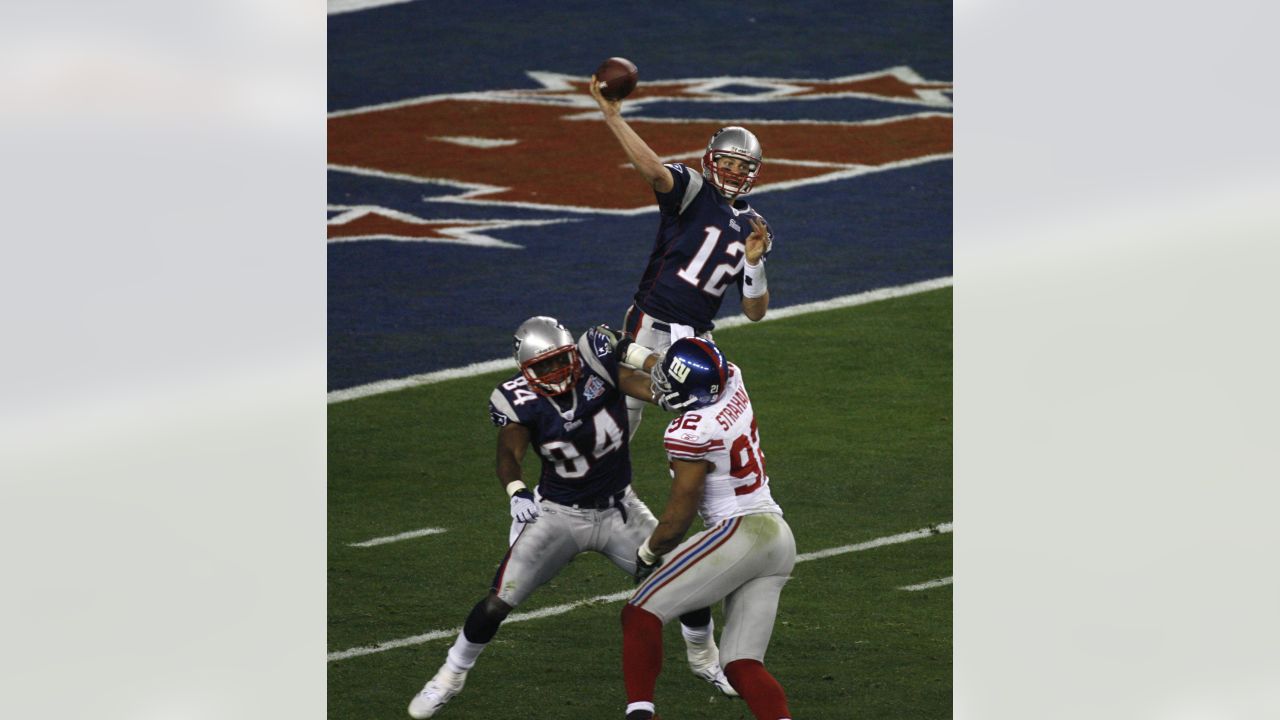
[
  {"left": 408, "top": 665, "right": 468, "bottom": 719},
  {"left": 686, "top": 635, "right": 740, "bottom": 697}
]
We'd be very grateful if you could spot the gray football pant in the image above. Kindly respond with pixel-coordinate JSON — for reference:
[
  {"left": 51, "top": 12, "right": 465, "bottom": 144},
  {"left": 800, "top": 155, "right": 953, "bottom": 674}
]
[
  {"left": 494, "top": 486, "right": 657, "bottom": 607},
  {"left": 628, "top": 512, "right": 795, "bottom": 664}
]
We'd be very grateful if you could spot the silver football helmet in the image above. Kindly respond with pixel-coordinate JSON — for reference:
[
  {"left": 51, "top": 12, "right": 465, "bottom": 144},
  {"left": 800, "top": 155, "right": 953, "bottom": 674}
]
[
  {"left": 512, "top": 316, "right": 580, "bottom": 396},
  {"left": 701, "top": 126, "right": 763, "bottom": 199}
]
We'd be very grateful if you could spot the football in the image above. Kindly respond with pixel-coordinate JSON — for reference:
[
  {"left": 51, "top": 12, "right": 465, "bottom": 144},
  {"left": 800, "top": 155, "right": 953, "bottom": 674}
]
[{"left": 594, "top": 57, "right": 638, "bottom": 100}]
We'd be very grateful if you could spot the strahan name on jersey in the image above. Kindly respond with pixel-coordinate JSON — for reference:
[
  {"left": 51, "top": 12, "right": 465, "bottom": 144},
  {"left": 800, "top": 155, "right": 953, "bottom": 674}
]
[
  {"left": 487, "top": 328, "right": 633, "bottom": 505},
  {"left": 662, "top": 363, "right": 783, "bottom": 526},
  {"left": 632, "top": 163, "right": 774, "bottom": 333}
]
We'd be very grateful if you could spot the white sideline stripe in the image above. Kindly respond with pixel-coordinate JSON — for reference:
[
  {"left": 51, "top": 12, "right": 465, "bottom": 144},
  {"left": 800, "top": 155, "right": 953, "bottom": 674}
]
[
  {"left": 900, "top": 576, "right": 953, "bottom": 592},
  {"left": 328, "top": 0, "right": 414, "bottom": 14},
  {"left": 328, "top": 521, "right": 952, "bottom": 662},
  {"left": 349, "top": 527, "right": 448, "bottom": 548},
  {"left": 326, "top": 276, "right": 953, "bottom": 404}
]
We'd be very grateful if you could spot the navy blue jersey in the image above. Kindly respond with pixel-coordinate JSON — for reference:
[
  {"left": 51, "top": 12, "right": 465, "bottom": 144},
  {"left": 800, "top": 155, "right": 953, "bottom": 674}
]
[
  {"left": 488, "top": 327, "right": 632, "bottom": 504},
  {"left": 632, "top": 163, "right": 774, "bottom": 333}
]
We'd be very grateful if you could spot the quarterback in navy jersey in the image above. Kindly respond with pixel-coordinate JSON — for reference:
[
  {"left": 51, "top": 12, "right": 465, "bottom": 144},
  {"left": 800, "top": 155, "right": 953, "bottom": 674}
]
[
  {"left": 408, "top": 317, "right": 736, "bottom": 719},
  {"left": 591, "top": 77, "right": 774, "bottom": 437}
]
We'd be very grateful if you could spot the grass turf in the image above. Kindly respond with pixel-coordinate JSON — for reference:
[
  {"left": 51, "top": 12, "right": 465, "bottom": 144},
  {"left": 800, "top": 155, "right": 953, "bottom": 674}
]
[{"left": 329, "top": 287, "right": 951, "bottom": 719}]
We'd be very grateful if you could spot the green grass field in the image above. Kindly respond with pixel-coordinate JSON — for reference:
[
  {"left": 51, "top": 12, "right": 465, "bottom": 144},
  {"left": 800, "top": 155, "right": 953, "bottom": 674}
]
[{"left": 329, "top": 287, "right": 952, "bottom": 719}]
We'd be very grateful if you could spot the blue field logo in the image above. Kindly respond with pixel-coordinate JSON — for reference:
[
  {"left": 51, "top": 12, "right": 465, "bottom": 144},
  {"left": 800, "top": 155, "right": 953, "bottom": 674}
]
[{"left": 327, "top": 67, "right": 952, "bottom": 230}]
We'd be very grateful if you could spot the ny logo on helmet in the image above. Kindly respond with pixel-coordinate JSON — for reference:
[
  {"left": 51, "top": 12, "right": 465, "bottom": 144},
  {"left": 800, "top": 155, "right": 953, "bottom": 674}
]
[{"left": 668, "top": 356, "right": 693, "bottom": 383}]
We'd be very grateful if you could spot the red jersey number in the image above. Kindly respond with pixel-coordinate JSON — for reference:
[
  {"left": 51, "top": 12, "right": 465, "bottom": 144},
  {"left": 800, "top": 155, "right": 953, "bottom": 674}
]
[{"left": 729, "top": 418, "right": 766, "bottom": 495}]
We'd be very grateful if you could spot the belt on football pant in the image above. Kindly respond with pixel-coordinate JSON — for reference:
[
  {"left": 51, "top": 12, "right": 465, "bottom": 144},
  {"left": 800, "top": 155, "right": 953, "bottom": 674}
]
[
  {"left": 547, "top": 490, "right": 629, "bottom": 523},
  {"left": 625, "top": 305, "right": 671, "bottom": 335}
]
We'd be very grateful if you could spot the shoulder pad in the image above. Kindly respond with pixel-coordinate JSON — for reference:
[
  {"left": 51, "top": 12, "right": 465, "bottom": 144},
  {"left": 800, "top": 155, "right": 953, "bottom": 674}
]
[
  {"left": 662, "top": 412, "right": 724, "bottom": 461},
  {"left": 577, "top": 330, "right": 617, "bottom": 386}
]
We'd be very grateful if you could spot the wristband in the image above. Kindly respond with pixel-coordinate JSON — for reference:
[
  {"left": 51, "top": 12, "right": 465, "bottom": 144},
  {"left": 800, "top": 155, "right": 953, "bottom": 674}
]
[
  {"left": 638, "top": 539, "right": 660, "bottom": 564},
  {"left": 742, "top": 258, "right": 767, "bottom": 298},
  {"left": 621, "top": 342, "right": 655, "bottom": 368},
  {"left": 505, "top": 480, "right": 528, "bottom": 497}
]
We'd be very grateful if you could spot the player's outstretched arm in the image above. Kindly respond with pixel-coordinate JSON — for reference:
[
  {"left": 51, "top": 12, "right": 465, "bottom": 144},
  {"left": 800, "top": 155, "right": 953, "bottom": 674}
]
[
  {"left": 645, "top": 460, "right": 707, "bottom": 556},
  {"left": 589, "top": 76, "right": 674, "bottom": 193},
  {"left": 740, "top": 216, "right": 771, "bottom": 321}
]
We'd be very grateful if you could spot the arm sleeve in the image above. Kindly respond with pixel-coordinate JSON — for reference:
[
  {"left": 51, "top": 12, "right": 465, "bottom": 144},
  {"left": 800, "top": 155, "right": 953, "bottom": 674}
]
[
  {"left": 654, "top": 163, "right": 694, "bottom": 216},
  {"left": 578, "top": 328, "right": 621, "bottom": 386},
  {"left": 489, "top": 387, "right": 521, "bottom": 427}
]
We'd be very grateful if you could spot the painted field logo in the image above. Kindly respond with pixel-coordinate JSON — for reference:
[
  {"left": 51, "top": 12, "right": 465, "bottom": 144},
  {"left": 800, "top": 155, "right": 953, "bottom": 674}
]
[{"left": 328, "top": 67, "right": 952, "bottom": 216}]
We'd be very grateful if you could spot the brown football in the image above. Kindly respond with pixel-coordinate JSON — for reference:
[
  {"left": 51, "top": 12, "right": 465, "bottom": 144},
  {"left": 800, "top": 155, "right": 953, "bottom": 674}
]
[{"left": 595, "top": 57, "right": 638, "bottom": 100}]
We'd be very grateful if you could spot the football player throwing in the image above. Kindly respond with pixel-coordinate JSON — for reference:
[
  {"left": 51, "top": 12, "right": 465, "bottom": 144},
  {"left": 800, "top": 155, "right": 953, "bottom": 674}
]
[{"left": 589, "top": 76, "right": 774, "bottom": 440}]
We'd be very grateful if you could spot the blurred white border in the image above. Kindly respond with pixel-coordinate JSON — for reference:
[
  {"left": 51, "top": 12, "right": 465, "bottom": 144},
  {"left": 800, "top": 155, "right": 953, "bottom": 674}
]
[
  {"left": 0, "top": 0, "right": 325, "bottom": 717},
  {"left": 956, "top": 1, "right": 1280, "bottom": 717},
  {"left": 3, "top": 0, "right": 1278, "bottom": 717}
]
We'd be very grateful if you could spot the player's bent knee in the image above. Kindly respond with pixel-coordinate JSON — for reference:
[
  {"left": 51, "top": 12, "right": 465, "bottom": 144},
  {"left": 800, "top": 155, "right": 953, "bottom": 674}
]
[
  {"left": 462, "top": 593, "right": 513, "bottom": 645},
  {"left": 621, "top": 604, "right": 662, "bottom": 632},
  {"left": 483, "top": 592, "right": 513, "bottom": 620}
]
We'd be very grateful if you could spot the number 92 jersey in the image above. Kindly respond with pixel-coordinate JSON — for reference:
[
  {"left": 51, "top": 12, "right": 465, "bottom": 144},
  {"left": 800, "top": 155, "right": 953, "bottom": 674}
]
[
  {"left": 632, "top": 162, "right": 774, "bottom": 334},
  {"left": 487, "top": 328, "right": 632, "bottom": 505},
  {"left": 662, "top": 363, "right": 782, "bottom": 526}
]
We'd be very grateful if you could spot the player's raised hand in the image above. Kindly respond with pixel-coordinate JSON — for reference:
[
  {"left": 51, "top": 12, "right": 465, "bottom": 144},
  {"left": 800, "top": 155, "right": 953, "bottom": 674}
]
[
  {"left": 589, "top": 75, "right": 621, "bottom": 116},
  {"left": 509, "top": 488, "right": 540, "bottom": 523},
  {"left": 745, "top": 216, "right": 771, "bottom": 264},
  {"left": 745, "top": 217, "right": 770, "bottom": 261}
]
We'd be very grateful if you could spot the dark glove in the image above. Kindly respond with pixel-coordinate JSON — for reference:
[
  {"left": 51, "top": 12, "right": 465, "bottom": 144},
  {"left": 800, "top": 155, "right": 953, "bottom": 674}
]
[
  {"left": 593, "top": 324, "right": 635, "bottom": 364},
  {"left": 634, "top": 551, "right": 659, "bottom": 584}
]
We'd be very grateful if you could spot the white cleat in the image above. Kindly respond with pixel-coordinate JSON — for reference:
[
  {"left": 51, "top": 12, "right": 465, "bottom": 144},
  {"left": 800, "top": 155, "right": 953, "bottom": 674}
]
[
  {"left": 408, "top": 666, "right": 468, "bottom": 719},
  {"left": 686, "top": 637, "right": 739, "bottom": 697}
]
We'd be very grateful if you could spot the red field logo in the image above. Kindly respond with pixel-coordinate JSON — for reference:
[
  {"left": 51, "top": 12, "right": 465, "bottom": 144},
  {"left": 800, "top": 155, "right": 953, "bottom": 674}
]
[{"left": 328, "top": 67, "right": 952, "bottom": 216}]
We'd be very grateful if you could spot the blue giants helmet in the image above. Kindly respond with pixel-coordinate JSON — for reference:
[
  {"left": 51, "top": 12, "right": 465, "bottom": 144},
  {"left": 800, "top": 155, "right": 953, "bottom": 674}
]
[{"left": 651, "top": 338, "right": 729, "bottom": 412}]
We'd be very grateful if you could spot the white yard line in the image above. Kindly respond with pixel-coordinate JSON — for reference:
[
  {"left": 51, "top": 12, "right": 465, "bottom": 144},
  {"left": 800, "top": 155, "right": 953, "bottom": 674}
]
[
  {"left": 899, "top": 576, "right": 953, "bottom": 591},
  {"left": 328, "top": 521, "right": 952, "bottom": 662},
  {"left": 349, "top": 527, "right": 448, "bottom": 548},
  {"left": 328, "top": 0, "right": 416, "bottom": 14},
  {"left": 327, "top": 276, "right": 953, "bottom": 404}
]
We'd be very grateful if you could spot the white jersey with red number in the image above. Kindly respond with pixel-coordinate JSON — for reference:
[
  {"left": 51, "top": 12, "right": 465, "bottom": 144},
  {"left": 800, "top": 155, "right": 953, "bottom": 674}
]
[{"left": 662, "top": 363, "right": 782, "bottom": 526}]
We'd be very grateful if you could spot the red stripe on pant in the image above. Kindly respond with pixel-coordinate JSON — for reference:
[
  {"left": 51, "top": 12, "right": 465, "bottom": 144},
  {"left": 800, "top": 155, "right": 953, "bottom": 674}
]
[{"left": 724, "top": 659, "right": 791, "bottom": 720}]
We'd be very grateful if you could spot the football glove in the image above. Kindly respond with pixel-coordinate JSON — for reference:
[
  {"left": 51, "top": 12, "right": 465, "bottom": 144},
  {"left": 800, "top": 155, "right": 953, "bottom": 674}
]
[
  {"left": 634, "top": 539, "right": 661, "bottom": 584},
  {"left": 509, "top": 489, "right": 541, "bottom": 523},
  {"left": 634, "top": 551, "right": 659, "bottom": 584},
  {"left": 593, "top": 324, "right": 638, "bottom": 365}
]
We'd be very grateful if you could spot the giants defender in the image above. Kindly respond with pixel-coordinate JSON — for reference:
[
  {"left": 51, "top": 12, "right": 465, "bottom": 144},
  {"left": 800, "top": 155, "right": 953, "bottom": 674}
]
[
  {"left": 615, "top": 337, "right": 796, "bottom": 720},
  {"left": 590, "top": 77, "right": 774, "bottom": 438},
  {"left": 408, "top": 317, "right": 734, "bottom": 719}
]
